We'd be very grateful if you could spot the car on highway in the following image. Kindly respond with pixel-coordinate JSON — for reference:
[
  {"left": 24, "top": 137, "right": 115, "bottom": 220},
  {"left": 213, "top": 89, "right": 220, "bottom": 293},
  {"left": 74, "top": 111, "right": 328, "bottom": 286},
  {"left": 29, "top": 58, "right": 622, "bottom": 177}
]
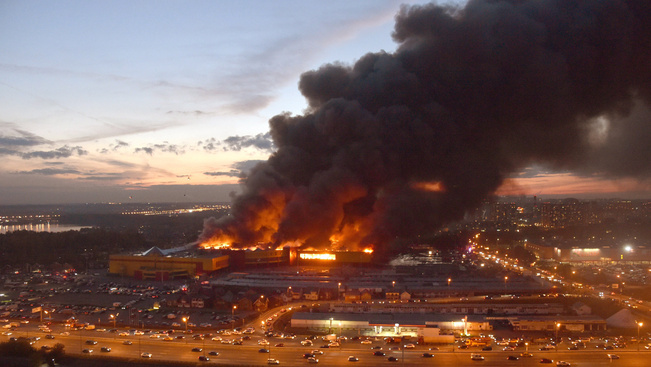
[
  {"left": 303, "top": 353, "right": 315, "bottom": 359},
  {"left": 191, "top": 347, "right": 202, "bottom": 352},
  {"left": 308, "top": 357, "right": 319, "bottom": 363},
  {"left": 141, "top": 352, "right": 152, "bottom": 358},
  {"left": 388, "top": 356, "right": 399, "bottom": 362},
  {"left": 520, "top": 352, "right": 533, "bottom": 357},
  {"left": 405, "top": 343, "right": 415, "bottom": 349},
  {"left": 556, "top": 361, "right": 570, "bottom": 366},
  {"left": 259, "top": 348, "right": 270, "bottom": 353},
  {"left": 471, "top": 354, "right": 485, "bottom": 361},
  {"left": 267, "top": 359, "right": 280, "bottom": 365},
  {"left": 540, "top": 358, "right": 553, "bottom": 363},
  {"left": 311, "top": 350, "right": 324, "bottom": 355},
  {"left": 198, "top": 356, "right": 210, "bottom": 362},
  {"left": 82, "top": 349, "right": 93, "bottom": 354},
  {"left": 482, "top": 346, "right": 493, "bottom": 351},
  {"left": 607, "top": 354, "right": 620, "bottom": 359},
  {"left": 373, "top": 351, "right": 386, "bottom": 356},
  {"left": 123, "top": 340, "right": 132, "bottom": 345},
  {"left": 209, "top": 351, "right": 219, "bottom": 356},
  {"left": 361, "top": 339, "right": 372, "bottom": 344},
  {"left": 85, "top": 340, "right": 97, "bottom": 345},
  {"left": 348, "top": 356, "right": 358, "bottom": 362},
  {"left": 507, "top": 356, "right": 519, "bottom": 360},
  {"left": 100, "top": 347, "right": 111, "bottom": 352},
  {"left": 422, "top": 353, "right": 434, "bottom": 358}
]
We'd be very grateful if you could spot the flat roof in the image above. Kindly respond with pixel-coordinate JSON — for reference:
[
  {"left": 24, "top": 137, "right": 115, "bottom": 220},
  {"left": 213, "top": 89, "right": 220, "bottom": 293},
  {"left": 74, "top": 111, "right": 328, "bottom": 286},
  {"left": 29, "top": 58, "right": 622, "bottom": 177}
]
[{"left": 292, "top": 312, "right": 488, "bottom": 325}]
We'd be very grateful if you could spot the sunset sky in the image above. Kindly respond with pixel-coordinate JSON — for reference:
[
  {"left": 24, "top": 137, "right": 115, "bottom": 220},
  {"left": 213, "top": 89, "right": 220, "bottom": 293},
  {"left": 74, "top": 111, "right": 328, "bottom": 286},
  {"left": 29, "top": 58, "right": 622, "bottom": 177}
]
[{"left": 1, "top": 0, "right": 648, "bottom": 205}]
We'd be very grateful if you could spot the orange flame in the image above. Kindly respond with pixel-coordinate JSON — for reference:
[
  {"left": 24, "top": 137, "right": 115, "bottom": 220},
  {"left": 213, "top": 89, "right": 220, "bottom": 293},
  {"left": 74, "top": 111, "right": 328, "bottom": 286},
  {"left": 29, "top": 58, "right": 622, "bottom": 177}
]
[{"left": 412, "top": 181, "right": 446, "bottom": 192}]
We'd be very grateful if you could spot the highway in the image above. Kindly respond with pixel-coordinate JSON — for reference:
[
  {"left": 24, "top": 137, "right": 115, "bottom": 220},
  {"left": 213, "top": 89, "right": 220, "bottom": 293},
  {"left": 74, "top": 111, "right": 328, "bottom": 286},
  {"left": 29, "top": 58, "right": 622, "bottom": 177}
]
[{"left": 5, "top": 324, "right": 651, "bottom": 367}]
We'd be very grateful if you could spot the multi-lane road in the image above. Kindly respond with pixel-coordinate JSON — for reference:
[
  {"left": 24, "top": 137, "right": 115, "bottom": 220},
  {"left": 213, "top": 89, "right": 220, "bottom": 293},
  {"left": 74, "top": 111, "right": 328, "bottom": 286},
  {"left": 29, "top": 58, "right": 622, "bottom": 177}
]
[{"left": 4, "top": 324, "right": 650, "bottom": 367}]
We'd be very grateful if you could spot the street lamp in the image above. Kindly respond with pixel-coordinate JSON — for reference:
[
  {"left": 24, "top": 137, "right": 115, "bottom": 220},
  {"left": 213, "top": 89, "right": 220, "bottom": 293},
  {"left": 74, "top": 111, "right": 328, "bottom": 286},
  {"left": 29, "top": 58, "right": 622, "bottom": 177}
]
[
  {"left": 447, "top": 278, "right": 451, "bottom": 287},
  {"left": 555, "top": 323, "right": 561, "bottom": 350},
  {"left": 329, "top": 318, "right": 333, "bottom": 334},
  {"left": 638, "top": 322, "right": 643, "bottom": 351},
  {"left": 232, "top": 305, "right": 237, "bottom": 330},
  {"left": 183, "top": 317, "right": 189, "bottom": 331},
  {"left": 110, "top": 313, "right": 119, "bottom": 329},
  {"left": 504, "top": 276, "right": 508, "bottom": 290}
]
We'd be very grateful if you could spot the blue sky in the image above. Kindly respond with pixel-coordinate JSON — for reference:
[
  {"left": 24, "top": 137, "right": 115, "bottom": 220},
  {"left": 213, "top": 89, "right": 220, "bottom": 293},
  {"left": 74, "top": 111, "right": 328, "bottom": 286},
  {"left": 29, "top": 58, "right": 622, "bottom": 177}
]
[{"left": 0, "top": 0, "right": 648, "bottom": 204}]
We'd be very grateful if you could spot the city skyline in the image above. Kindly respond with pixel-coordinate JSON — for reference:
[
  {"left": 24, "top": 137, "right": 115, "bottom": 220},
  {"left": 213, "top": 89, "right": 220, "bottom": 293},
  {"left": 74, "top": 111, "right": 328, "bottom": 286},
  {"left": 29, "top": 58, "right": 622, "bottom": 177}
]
[{"left": 1, "top": 0, "right": 650, "bottom": 206}]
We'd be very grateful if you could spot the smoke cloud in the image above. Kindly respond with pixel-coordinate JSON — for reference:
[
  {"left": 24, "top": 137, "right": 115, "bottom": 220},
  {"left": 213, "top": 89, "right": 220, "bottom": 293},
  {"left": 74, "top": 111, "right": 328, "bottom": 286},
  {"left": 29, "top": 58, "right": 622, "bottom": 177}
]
[{"left": 201, "top": 0, "right": 651, "bottom": 254}]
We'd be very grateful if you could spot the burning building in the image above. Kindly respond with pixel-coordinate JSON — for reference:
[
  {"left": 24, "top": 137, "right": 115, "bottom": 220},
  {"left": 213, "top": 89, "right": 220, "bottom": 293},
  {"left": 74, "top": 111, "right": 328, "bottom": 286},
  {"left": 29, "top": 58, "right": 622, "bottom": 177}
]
[{"left": 199, "top": 0, "right": 651, "bottom": 258}]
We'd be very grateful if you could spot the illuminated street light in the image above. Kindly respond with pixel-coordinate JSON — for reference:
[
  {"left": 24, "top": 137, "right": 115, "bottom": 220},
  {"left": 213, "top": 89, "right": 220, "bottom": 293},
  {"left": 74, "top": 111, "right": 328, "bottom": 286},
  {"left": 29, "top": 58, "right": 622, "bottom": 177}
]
[
  {"left": 110, "top": 313, "right": 119, "bottom": 329},
  {"left": 555, "top": 323, "right": 561, "bottom": 351},
  {"left": 183, "top": 317, "right": 189, "bottom": 331},
  {"left": 447, "top": 278, "right": 451, "bottom": 287},
  {"left": 232, "top": 305, "right": 237, "bottom": 330},
  {"left": 638, "top": 322, "right": 643, "bottom": 351}
]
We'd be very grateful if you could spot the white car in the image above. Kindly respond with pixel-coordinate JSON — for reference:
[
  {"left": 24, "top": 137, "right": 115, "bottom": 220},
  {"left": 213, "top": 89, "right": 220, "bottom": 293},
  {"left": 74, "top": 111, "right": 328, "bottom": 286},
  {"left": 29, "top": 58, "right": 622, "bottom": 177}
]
[
  {"left": 360, "top": 340, "right": 372, "bottom": 344},
  {"left": 267, "top": 358, "right": 280, "bottom": 365},
  {"left": 301, "top": 340, "right": 313, "bottom": 346},
  {"left": 405, "top": 344, "right": 415, "bottom": 349},
  {"left": 348, "top": 356, "right": 359, "bottom": 362},
  {"left": 308, "top": 357, "right": 319, "bottom": 363},
  {"left": 556, "top": 361, "right": 571, "bottom": 367},
  {"left": 607, "top": 354, "right": 620, "bottom": 360},
  {"left": 471, "top": 354, "right": 485, "bottom": 361},
  {"left": 258, "top": 339, "right": 269, "bottom": 345},
  {"left": 141, "top": 352, "right": 152, "bottom": 358}
]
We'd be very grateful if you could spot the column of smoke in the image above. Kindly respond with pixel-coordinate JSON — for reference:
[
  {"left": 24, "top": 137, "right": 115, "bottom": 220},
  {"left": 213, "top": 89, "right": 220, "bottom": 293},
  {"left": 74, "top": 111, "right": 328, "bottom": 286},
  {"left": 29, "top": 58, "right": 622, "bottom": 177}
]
[{"left": 201, "top": 0, "right": 651, "bottom": 257}]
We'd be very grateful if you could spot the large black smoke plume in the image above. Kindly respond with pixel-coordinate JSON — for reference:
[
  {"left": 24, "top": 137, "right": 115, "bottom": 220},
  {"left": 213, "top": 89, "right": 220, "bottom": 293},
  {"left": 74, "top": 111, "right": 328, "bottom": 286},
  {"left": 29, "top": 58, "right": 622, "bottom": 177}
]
[{"left": 201, "top": 0, "right": 651, "bottom": 253}]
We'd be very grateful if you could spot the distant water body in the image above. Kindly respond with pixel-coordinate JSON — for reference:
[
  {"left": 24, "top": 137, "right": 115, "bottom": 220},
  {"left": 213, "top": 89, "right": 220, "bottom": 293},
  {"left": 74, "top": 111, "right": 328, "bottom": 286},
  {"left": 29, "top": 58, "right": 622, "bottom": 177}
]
[{"left": 0, "top": 223, "right": 91, "bottom": 234}]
